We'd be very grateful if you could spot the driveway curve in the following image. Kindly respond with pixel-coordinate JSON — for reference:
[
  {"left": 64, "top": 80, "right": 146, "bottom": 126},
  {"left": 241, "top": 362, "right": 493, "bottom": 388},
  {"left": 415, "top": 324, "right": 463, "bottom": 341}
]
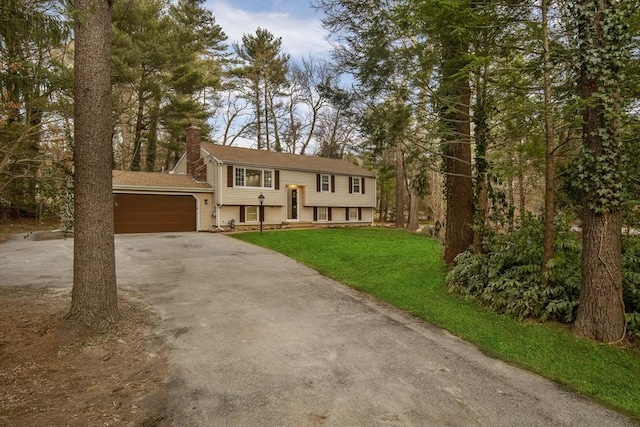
[{"left": 0, "top": 232, "right": 635, "bottom": 426}]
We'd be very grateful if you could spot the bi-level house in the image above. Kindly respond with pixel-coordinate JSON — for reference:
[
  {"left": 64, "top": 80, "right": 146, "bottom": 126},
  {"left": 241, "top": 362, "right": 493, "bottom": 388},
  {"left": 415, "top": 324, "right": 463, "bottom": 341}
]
[{"left": 112, "top": 126, "right": 376, "bottom": 234}]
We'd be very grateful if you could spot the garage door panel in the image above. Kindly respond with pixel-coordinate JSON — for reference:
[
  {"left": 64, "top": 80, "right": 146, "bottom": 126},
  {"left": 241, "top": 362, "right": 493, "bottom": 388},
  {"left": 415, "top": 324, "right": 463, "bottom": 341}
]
[{"left": 114, "top": 194, "right": 196, "bottom": 234}]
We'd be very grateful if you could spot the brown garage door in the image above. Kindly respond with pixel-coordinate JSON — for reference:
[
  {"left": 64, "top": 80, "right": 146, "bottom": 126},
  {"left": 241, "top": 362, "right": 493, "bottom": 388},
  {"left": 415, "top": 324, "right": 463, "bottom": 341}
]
[{"left": 114, "top": 194, "right": 196, "bottom": 234}]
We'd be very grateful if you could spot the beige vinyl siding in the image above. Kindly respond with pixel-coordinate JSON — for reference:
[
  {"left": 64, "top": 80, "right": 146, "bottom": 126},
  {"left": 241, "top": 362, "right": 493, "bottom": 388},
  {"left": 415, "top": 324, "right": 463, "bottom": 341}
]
[
  {"left": 219, "top": 205, "right": 287, "bottom": 227},
  {"left": 172, "top": 154, "right": 187, "bottom": 175},
  {"left": 300, "top": 172, "right": 375, "bottom": 208},
  {"left": 193, "top": 192, "right": 214, "bottom": 231},
  {"left": 217, "top": 167, "right": 374, "bottom": 208}
]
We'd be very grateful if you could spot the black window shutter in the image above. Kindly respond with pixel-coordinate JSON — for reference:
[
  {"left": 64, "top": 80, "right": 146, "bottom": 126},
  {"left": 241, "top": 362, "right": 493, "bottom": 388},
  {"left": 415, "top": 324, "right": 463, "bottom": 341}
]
[
  {"left": 345, "top": 207, "right": 349, "bottom": 221},
  {"left": 240, "top": 205, "right": 245, "bottom": 222},
  {"left": 349, "top": 177, "right": 353, "bottom": 193},
  {"left": 362, "top": 177, "right": 365, "bottom": 194},
  {"left": 227, "top": 165, "right": 234, "bottom": 187},
  {"left": 358, "top": 207, "right": 362, "bottom": 221},
  {"left": 331, "top": 175, "right": 335, "bottom": 193},
  {"left": 328, "top": 207, "right": 332, "bottom": 221},
  {"left": 316, "top": 174, "right": 321, "bottom": 192},
  {"left": 275, "top": 170, "right": 280, "bottom": 190},
  {"left": 313, "top": 207, "right": 318, "bottom": 221}
]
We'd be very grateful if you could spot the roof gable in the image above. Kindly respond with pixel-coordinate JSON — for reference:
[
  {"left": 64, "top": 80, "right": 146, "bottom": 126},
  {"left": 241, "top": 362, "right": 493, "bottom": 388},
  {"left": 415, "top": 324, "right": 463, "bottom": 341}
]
[{"left": 201, "top": 143, "right": 376, "bottom": 177}]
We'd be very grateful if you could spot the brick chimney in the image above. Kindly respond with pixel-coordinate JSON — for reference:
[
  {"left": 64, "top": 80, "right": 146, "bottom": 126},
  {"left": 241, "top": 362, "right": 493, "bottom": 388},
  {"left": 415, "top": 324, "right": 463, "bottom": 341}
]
[{"left": 185, "top": 125, "right": 206, "bottom": 181}]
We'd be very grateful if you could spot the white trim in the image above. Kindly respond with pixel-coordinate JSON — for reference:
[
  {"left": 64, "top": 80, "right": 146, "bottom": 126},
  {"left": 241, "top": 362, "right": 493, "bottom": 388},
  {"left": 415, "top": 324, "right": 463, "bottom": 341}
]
[
  {"left": 317, "top": 207, "right": 328, "bottom": 222},
  {"left": 233, "top": 166, "right": 274, "bottom": 190},
  {"left": 320, "top": 174, "right": 331, "bottom": 192}
]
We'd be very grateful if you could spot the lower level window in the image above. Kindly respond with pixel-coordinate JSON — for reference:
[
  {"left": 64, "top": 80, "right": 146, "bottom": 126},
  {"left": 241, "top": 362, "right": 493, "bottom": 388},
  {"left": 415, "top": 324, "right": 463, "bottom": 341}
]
[
  {"left": 349, "top": 207, "right": 359, "bottom": 220},
  {"left": 317, "top": 207, "right": 328, "bottom": 221},
  {"left": 246, "top": 205, "right": 259, "bottom": 222}
]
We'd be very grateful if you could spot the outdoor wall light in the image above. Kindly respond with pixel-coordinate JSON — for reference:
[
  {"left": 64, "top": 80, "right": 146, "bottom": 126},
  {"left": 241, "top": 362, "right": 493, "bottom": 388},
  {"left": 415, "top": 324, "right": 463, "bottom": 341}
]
[{"left": 204, "top": 199, "right": 208, "bottom": 205}]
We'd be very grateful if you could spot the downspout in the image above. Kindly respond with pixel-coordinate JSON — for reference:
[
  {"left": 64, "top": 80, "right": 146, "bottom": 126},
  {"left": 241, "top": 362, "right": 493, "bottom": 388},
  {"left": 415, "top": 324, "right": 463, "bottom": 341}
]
[
  {"left": 372, "top": 176, "right": 377, "bottom": 226},
  {"left": 207, "top": 154, "right": 225, "bottom": 231},
  {"left": 216, "top": 159, "right": 223, "bottom": 230}
]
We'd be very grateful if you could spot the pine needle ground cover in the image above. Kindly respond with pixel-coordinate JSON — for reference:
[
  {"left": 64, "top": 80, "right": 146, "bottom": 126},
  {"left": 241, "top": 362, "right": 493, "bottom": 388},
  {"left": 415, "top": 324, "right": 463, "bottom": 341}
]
[{"left": 233, "top": 227, "right": 640, "bottom": 419}]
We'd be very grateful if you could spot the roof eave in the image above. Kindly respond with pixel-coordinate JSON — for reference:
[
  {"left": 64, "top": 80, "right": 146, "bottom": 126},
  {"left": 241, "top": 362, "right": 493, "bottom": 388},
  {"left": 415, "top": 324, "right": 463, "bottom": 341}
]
[{"left": 113, "top": 184, "right": 212, "bottom": 193}]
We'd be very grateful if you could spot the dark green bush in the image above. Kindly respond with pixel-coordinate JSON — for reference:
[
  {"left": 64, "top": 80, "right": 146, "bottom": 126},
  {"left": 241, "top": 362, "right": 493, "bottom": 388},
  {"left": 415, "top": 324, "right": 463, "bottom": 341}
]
[{"left": 447, "top": 214, "right": 640, "bottom": 335}]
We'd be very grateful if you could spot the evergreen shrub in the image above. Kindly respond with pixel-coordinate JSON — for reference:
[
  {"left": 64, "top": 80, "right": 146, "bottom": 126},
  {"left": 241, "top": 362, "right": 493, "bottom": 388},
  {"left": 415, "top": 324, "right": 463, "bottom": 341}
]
[{"left": 446, "top": 214, "right": 640, "bottom": 335}]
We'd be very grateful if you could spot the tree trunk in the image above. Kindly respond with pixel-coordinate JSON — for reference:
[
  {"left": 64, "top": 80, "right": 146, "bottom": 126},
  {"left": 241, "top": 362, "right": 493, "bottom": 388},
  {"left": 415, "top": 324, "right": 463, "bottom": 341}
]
[
  {"left": 395, "top": 142, "right": 405, "bottom": 228},
  {"left": 473, "top": 75, "right": 489, "bottom": 255},
  {"left": 540, "top": 0, "right": 555, "bottom": 287},
  {"left": 407, "top": 188, "right": 419, "bottom": 231},
  {"left": 442, "top": 81, "right": 473, "bottom": 262},
  {"left": 130, "top": 77, "right": 146, "bottom": 171},
  {"left": 574, "top": 210, "right": 625, "bottom": 341},
  {"left": 440, "top": 21, "right": 474, "bottom": 264},
  {"left": 65, "top": 0, "right": 118, "bottom": 338},
  {"left": 145, "top": 95, "right": 160, "bottom": 172},
  {"left": 573, "top": 0, "right": 626, "bottom": 342},
  {"left": 517, "top": 147, "right": 527, "bottom": 218}
]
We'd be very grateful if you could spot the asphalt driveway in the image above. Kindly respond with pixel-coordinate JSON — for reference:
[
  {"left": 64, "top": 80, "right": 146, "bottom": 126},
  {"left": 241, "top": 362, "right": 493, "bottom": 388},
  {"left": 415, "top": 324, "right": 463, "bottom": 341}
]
[{"left": 0, "top": 232, "right": 636, "bottom": 426}]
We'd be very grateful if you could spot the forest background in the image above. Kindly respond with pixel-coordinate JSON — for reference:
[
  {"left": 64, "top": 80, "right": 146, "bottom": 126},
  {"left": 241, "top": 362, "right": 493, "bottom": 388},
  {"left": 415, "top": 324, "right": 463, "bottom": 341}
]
[{"left": 1, "top": 0, "right": 639, "bottom": 342}]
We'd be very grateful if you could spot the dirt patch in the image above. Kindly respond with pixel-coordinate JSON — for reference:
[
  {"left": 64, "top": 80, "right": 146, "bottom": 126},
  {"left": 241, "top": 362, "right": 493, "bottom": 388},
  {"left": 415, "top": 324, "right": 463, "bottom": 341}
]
[{"left": 0, "top": 287, "right": 168, "bottom": 427}]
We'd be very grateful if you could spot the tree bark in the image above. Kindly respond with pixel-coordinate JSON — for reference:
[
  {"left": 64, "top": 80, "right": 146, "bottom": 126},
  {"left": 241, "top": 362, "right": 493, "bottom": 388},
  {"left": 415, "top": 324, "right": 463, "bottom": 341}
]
[
  {"left": 407, "top": 188, "right": 419, "bottom": 231},
  {"left": 540, "top": 0, "right": 555, "bottom": 287},
  {"left": 395, "top": 142, "right": 406, "bottom": 228},
  {"left": 65, "top": 0, "right": 118, "bottom": 338},
  {"left": 440, "top": 13, "right": 474, "bottom": 263},
  {"left": 573, "top": 0, "right": 626, "bottom": 342},
  {"left": 130, "top": 74, "right": 146, "bottom": 171},
  {"left": 442, "top": 75, "right": 473, "bottom": 262},
  {"left": 574, "top": 210, "right": 625, "bottom": 341}
]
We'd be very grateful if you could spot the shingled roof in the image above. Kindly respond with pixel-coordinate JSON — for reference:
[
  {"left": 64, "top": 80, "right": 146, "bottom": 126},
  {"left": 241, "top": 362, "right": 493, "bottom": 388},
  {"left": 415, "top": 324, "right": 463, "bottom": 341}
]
[
  {"left": 201, "top": 142, "right": 376, "bottom": 177},
  {"left": 112, "top": 170, "right": 211, "bottom": 190}
]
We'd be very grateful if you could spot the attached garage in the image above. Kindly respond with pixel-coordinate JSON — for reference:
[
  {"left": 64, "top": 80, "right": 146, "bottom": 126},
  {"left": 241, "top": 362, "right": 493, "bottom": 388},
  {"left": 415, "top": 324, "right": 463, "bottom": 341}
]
[
  {"left": 114, "top": 194, "right": 196, "bottom": 234},
  {"left": 112, "top": 170, "right": 214, "bottom": 234}
]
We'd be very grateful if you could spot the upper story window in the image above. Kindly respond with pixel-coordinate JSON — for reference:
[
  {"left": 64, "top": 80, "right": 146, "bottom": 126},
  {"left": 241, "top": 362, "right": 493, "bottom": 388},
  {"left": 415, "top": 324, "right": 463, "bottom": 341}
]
[
  {"left": 321, "top": 174, "right": 330, "bottom": 192},
  {"left": 352, "top": 177, "right": 361, "bottom": 194},
  {"left": 235, "top": 167, "right": 273, "bottom": 189}
]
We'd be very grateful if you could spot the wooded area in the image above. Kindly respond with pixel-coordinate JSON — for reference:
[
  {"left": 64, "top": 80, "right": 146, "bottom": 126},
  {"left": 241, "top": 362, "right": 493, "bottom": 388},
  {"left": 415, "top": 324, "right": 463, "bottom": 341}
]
[{"left": 1, "top": 0, "right": 639, "bottom": 341}]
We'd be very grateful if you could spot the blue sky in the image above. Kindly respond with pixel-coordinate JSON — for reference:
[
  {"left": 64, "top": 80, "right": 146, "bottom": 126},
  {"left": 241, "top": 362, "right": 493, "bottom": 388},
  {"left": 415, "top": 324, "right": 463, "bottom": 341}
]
[{"left": 204, "top": 0, "right": 332, "bottom": 60}]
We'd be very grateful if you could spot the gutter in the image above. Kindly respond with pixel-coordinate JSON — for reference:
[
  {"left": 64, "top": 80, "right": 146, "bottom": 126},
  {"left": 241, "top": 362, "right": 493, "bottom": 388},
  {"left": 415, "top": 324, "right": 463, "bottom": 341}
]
[{"left": 113, "top": 185, "right": 211, "bottom": 193}]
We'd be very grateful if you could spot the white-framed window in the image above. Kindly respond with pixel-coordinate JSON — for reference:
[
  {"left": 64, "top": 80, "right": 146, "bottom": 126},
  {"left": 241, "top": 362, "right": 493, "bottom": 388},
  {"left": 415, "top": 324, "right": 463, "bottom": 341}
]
[
  {"left": 264, "top": 170, "right": 273, "bottom": 188},
  {"left": 246, "top": 205, "right": 259, "bottom": 222},
  {"left": 235, "top": 168, "right": 245, "bottom": 187},
  {"left": 349, "top": 207, "right": 359, "bottom": 221},
  {"left": 352, "top": 177, "right": 361, "bottom": 194},
  {"left": 317, "top": 207, "right": 328, "bottom": 221},
  {"left": 321, "top": 174, "right": 330, "bottom": 192},
  {"left": 235, "top": 167, "right": 274, "bottom": 189}
]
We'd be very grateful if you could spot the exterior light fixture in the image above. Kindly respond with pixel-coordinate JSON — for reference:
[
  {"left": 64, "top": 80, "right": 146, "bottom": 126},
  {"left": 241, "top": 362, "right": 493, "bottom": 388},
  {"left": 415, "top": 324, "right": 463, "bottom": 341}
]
[{"left": 258, "top": 193, "right": 265, "bottom": 234}]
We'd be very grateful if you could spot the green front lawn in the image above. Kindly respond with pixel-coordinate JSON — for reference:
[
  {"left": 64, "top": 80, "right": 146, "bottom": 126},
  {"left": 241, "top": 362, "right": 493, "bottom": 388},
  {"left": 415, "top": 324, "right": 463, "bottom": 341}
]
[{"left": 233, "top": 227, "right": 640, "bottom": 420}]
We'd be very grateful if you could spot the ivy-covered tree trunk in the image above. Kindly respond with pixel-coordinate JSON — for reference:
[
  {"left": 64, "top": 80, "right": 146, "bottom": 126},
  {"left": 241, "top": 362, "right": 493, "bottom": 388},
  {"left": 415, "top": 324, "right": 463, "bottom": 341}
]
[
  {"left": 573, "top": 0, "right": 627, "bottom": 342},
  {"left": 541, "top": 0, "right": 556, "bottom": 287},
  {"left": 65, "top": 0, "right": 118, "bottom": 338}
]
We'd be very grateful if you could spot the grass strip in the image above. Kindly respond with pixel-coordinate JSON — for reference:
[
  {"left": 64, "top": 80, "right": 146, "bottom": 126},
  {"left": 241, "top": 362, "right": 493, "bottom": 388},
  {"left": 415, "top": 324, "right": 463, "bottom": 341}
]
[{"left": 233, "top": 227, "right": 640, "bottom": 420}]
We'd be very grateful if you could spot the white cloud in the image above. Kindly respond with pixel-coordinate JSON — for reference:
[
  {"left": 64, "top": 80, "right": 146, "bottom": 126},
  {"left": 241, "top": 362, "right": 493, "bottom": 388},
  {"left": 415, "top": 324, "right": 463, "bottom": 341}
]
[{"left": 206, "top": 1, "right": 331, "bottom": 60}]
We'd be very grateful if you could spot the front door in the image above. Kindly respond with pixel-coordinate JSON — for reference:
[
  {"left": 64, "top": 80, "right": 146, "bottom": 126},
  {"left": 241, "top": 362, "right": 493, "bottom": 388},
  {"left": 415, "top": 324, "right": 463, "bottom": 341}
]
[{"left": 287, "top": 187, "right": 298, "bottom": 221}]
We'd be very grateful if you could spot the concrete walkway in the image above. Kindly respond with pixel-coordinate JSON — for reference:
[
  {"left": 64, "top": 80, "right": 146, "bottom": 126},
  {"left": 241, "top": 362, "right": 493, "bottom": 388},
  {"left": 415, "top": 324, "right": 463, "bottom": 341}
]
[{"left": 0, "top": 232, "right": 636, "bottom": 426}]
